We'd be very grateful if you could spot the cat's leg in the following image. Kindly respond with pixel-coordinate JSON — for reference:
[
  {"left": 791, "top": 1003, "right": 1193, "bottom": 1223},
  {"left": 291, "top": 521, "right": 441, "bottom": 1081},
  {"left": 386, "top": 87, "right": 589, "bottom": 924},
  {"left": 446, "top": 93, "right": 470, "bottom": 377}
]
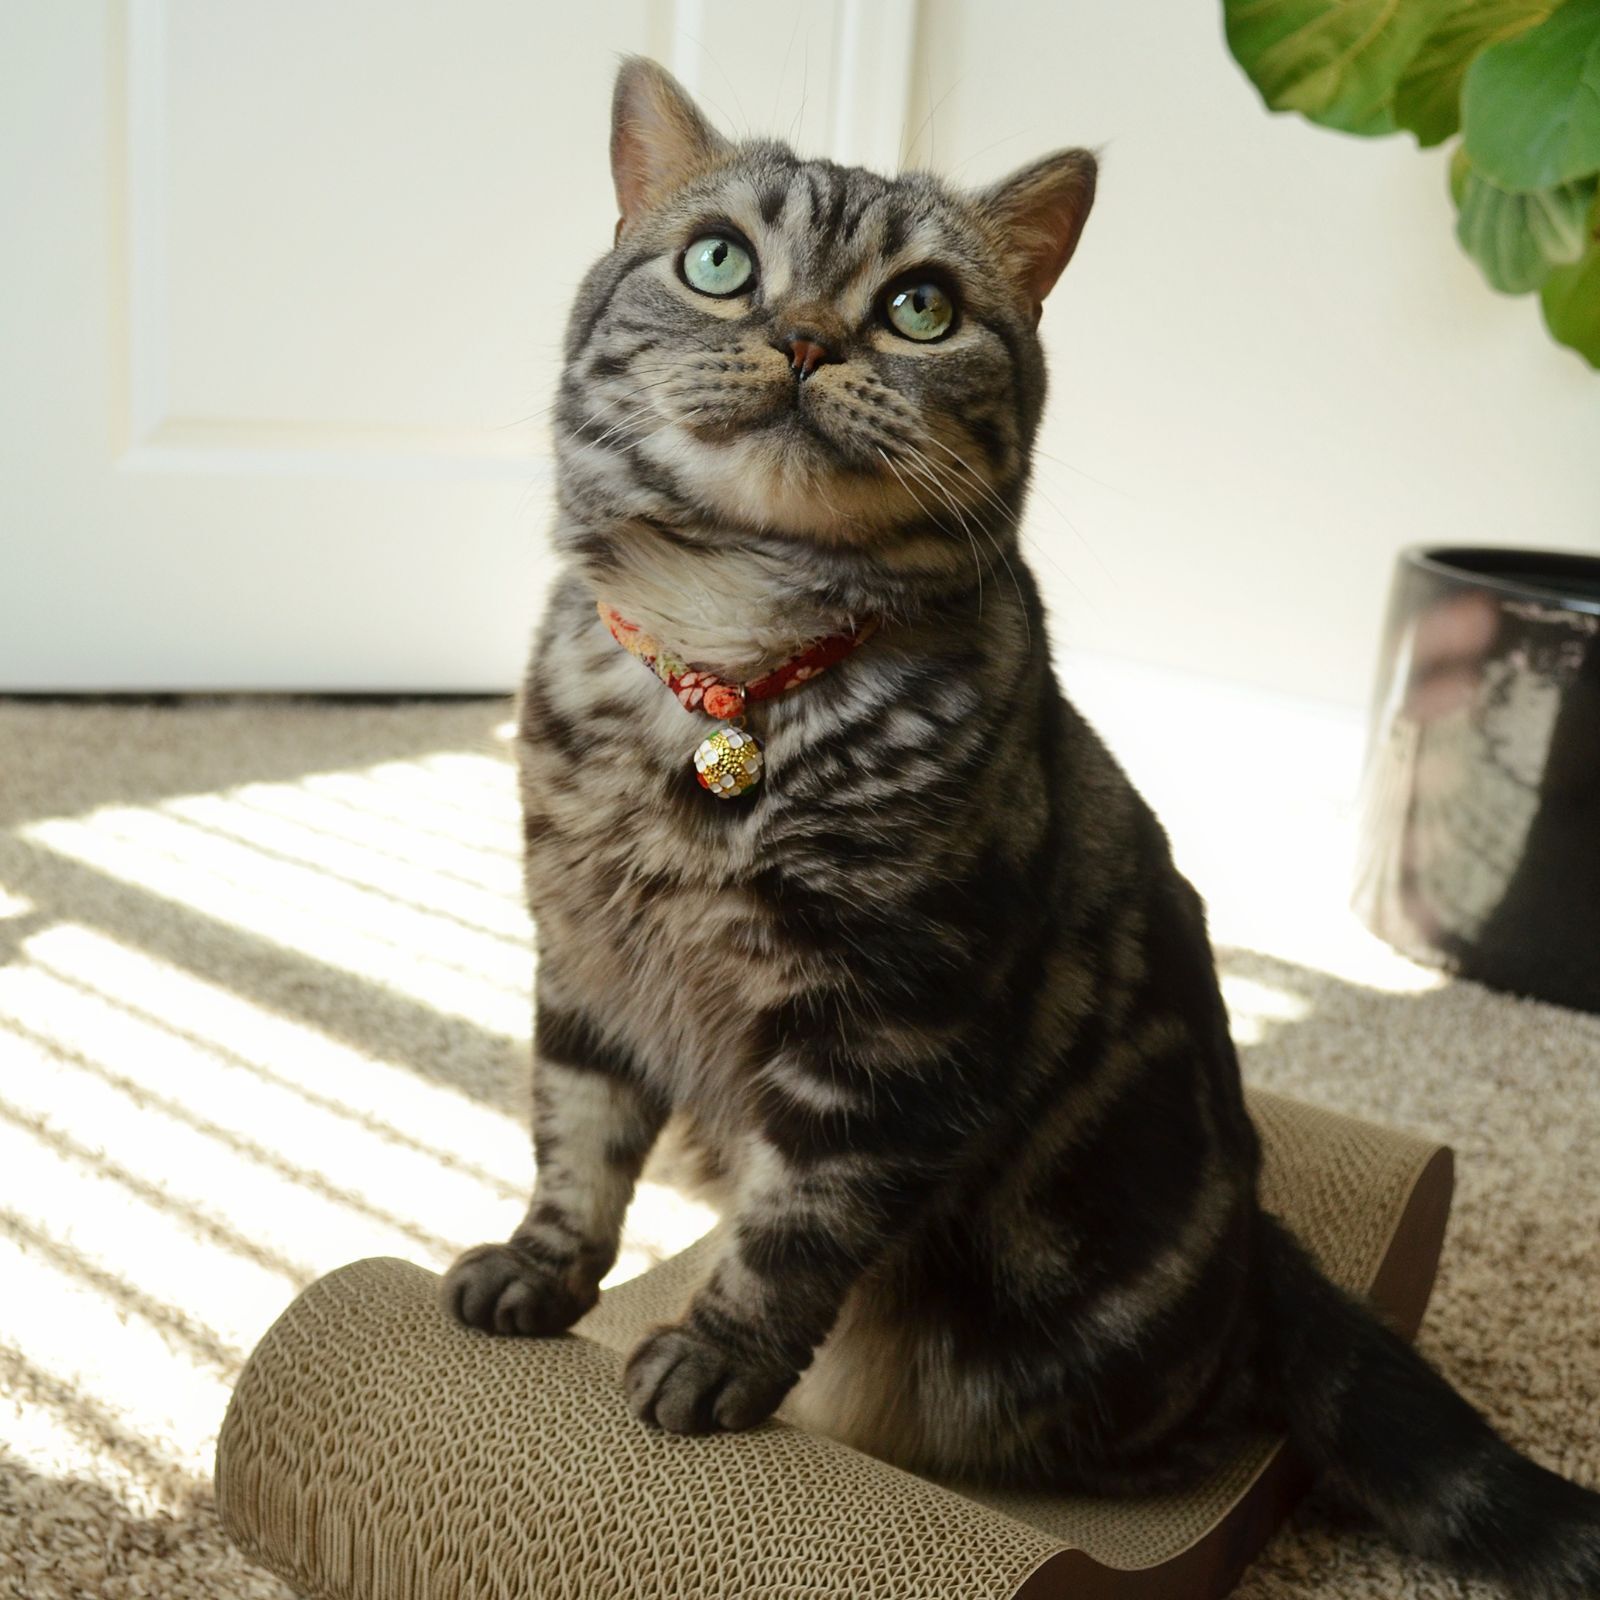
[
  {"left": 623, "top": 1081, "right": 960, "bottom": 1434},
  {"left": 443, "top": 999, "right": 666, "bottom": 1336}
]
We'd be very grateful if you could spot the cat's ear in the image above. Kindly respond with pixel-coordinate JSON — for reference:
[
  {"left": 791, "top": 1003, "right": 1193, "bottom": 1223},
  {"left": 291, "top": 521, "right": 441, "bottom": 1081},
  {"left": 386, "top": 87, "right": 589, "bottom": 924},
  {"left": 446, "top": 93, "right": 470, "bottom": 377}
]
[
  {"left": 979, "top": 150, "right": 1097, "bottom": 318},
  {"left": 611, "top": 57, "right": 731, "bottom": 235}
]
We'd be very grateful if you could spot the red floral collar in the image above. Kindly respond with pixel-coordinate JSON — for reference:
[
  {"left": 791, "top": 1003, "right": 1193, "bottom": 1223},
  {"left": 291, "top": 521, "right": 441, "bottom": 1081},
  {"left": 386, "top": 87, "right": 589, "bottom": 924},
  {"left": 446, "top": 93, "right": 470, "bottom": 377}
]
[{"left": 596, "top": 601, "right": 878, "bottom": 798}]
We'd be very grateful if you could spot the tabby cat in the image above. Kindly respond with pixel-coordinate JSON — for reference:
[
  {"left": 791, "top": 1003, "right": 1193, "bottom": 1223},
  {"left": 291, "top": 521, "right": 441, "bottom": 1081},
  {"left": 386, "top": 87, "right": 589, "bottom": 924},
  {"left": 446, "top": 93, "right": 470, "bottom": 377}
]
[{"left": 443, "top": 57, "right": 1600, "bottom": 1596}]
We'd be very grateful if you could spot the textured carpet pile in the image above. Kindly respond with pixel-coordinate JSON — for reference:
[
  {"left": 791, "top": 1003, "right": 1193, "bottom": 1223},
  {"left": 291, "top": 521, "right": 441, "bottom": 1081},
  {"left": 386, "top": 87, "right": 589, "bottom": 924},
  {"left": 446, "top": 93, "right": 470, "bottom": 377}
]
[{"left": 0, "top": 691, "right": 1595, "bottom": 1599}]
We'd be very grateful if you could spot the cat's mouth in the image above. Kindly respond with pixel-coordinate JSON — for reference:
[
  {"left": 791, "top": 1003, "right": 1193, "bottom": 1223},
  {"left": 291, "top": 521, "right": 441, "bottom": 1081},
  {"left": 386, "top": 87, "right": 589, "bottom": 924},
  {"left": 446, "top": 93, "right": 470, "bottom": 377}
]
[
  {"left": 680, "top": 381, "right": 878, "bottom": 473},
  {"left": 647, "top": 365, "right": 961, "bottom": 541}
]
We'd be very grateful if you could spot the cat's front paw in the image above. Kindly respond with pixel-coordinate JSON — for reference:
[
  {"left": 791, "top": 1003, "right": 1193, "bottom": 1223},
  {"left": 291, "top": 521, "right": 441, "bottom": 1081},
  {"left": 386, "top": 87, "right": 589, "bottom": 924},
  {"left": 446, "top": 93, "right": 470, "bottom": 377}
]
[
  {"left": 441, "top": 1240, "right": 598, "bottom": 1337},
  {"left": 623, "top": 1323, "right": 795, "bottom": 1435}
]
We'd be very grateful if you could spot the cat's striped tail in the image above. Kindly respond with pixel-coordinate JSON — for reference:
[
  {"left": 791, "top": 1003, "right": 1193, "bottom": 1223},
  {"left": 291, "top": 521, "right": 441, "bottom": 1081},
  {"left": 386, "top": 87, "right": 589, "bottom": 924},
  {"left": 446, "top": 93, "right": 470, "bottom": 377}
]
[{"left": 1257, "top": 1211, "right": 1600, "bottom": 1598}]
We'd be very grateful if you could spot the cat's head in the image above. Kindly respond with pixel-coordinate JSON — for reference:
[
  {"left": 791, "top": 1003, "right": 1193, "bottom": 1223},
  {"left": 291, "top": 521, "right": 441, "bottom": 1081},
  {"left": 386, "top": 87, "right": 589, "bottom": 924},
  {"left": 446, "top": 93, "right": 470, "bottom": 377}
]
[{"left": 556, "top": 57, "right": 1095, "bottom": 571}]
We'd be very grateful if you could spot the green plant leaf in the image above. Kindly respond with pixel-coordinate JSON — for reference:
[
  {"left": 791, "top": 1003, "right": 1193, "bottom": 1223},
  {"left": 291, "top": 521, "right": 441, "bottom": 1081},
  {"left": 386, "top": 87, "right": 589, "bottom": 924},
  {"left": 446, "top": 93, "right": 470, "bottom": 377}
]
[
  {"left": 1539, "top": 191, "right": 1600, "bottom": 363},
  {"left": 1454, "top": 158, "right": 1595, "bottom": 292},
  {"left": 1463, "top": 0, "right": 1600, "bottom": 189},
  {"left": 1223, "top": 0, "right": 1454, "bottom": 136},
  {"left": 1392, "top": 0, "right": 1553, "bottom": 147}
]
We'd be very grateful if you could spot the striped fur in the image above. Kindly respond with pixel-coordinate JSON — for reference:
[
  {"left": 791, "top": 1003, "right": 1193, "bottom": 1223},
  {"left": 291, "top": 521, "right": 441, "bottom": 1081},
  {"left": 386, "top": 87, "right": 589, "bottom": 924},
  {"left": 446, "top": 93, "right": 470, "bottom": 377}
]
[{"left": 443, "top": 58, "right": 1600, "bottom": 1594}]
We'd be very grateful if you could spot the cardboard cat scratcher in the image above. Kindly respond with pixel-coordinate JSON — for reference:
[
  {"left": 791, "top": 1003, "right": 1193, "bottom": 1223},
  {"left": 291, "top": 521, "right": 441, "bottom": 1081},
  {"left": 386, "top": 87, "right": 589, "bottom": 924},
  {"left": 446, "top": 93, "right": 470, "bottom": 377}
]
[{"left": 215, "top": 1089, "right": 1454, "bottom": 1599}]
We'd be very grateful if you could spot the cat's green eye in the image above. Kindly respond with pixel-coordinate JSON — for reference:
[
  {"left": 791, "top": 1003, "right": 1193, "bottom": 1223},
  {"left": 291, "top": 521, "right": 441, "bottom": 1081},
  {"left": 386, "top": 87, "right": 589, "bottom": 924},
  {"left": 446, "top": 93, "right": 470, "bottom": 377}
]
[
  {"left": 682, "top": 235, "right": 755, "bottom": 297},
  {"left": 886, "top": 281, "right": 956, "bottom": 342}
]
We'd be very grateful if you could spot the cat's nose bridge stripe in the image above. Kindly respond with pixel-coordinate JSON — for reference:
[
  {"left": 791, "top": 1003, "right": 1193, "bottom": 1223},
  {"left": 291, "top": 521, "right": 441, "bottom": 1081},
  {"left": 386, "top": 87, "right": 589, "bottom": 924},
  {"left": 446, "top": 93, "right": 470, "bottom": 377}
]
[{"left": 768, "top": 301, "right": 849, "bottom": 352}]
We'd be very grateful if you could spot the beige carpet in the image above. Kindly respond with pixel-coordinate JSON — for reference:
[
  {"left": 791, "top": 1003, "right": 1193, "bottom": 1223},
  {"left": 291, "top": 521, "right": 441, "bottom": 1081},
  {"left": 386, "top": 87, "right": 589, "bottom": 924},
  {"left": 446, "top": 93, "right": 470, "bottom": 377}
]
[{"left": 0, "top": 693, "right": 1596, "bottom": 1600}]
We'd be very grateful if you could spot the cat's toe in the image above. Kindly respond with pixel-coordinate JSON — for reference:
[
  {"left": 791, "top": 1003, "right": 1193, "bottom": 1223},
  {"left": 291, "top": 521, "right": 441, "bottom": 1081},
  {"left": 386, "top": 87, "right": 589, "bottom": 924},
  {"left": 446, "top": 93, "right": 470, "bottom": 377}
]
[
  {"left": 623, "top": 1324, "right": 793, "bottom": 1434},
  {"left": 441, "top": 1242, "right": 596, "bottom": 1337}
]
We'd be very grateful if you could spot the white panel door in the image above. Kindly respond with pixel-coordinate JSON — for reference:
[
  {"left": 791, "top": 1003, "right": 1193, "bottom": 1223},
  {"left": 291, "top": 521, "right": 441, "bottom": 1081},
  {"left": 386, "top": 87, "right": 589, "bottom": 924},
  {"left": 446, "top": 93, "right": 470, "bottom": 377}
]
[{"left": 0, "top": 0, "right": 914, "bottom": 692}]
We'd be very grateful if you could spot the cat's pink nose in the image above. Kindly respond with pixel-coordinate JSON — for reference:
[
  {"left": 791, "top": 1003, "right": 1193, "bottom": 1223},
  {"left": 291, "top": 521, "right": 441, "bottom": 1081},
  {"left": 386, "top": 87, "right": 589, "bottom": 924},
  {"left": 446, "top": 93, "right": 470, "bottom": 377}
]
[{"left": 784, "top": 336, "right": 834, "bottom": 378}]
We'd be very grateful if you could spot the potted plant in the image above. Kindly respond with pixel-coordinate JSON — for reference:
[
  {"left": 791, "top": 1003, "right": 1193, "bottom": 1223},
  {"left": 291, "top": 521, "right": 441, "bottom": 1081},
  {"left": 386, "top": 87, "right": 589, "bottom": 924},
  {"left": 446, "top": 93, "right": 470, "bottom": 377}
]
[{"left": 1223, "top": 0, "right": 1600, "bottom": 367}]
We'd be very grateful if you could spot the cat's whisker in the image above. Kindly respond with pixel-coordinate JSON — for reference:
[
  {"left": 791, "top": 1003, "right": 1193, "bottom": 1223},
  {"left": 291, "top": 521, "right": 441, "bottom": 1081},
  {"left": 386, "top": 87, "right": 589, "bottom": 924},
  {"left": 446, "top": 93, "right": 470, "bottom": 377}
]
[
  {"left": 887, "top": 444, "right": 993, "bottom": 562},
  {"left": 899, "top": 444, "right": 1033, "bottom": 642},
  {"left": 912, "top": 434, "right": 1093, "bottom": 615},
  {"left": 580, "top": 385, "right": 690, "bottom": 453},
  {"left": 910, "top": 459, "right": 1027, "bottom": 635},
  {"left": 583, "top": 413, "right": 650, "bottom": 453},
  {"left": 607, "top": 407, "right": 708, "bottom": 458},
  {"left": 920, "top": 435, "right": 1021, "bottom": 522},
  {"left": 772, "top": 8, "right": 804, "bottom": 132},
  {"left": 879, "top": 447, "right": 987, "bottom": 614},
  {"left": 789, "top": 39, "right": 810, "bottom": 149},
  {"left": 1023, "top": 472, "right": 1122, "bottom": 598},
  {"left": 492, "top": 404, "right": 558, "bottom": 433},
  {"left": 874, "top": 447, "right": 945, "bottom": 541},
  {"left": 900, "top": 77, "right": 961, "bottom": 172},
  {"left": 894, "top": 444, "right": 989, "bottom": 537},
  {"left": 1029, "top": 443, "right": 1132, "bottom": 497},
  {"left": 502, "top": 367, "right": 682, "bottom": 437},
  {"left": 874, "top": 445, "right": 938, "bottom": 525},
  {"left": 560, "top": 379, "right": 682, "bottom": 448}
]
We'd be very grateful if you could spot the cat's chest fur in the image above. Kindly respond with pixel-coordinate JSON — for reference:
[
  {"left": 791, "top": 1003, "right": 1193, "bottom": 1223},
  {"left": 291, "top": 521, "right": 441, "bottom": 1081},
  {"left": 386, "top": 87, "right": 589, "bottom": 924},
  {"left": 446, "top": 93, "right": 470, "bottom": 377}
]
[{"left": 515, "top": 576, "right": 850, "bottom": 1141}]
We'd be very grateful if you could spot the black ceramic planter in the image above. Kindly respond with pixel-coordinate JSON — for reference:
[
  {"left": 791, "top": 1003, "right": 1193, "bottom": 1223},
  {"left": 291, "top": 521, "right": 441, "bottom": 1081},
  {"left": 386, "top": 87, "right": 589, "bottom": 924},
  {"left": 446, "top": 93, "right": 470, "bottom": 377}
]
[{"left": 1354, "top": 545, "right": 1600, "bottom": 1014}]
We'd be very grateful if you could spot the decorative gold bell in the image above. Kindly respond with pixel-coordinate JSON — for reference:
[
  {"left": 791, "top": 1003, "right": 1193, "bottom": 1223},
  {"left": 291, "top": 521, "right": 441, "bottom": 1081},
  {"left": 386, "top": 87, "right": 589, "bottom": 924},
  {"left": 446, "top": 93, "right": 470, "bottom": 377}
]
[{"left": 692, "top": 725, "right": 763, "bottom": 799}]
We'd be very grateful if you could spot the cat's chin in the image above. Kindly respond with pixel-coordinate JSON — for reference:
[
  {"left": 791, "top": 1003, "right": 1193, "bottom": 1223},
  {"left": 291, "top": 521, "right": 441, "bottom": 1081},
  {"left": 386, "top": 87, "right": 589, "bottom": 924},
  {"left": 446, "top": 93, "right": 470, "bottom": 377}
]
[{"left": 650, "top": 420, "right": 907, "bottom": 546}]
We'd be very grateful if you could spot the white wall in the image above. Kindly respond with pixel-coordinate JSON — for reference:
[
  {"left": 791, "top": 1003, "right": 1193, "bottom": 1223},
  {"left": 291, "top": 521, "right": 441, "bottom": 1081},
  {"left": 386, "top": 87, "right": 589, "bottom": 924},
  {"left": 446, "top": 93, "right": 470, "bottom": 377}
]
[
  {"left": 1, "top": 0, "right": 669, "bottom": 693},
  {"left": 0, "top": 0, "right": 910, "bottom": 692},
  {"left": 905, "top": 0, "right": 1600, "bottom": 706},
  {"left": 3, "top": 1, "right": 1593, "bottom": 698}
]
